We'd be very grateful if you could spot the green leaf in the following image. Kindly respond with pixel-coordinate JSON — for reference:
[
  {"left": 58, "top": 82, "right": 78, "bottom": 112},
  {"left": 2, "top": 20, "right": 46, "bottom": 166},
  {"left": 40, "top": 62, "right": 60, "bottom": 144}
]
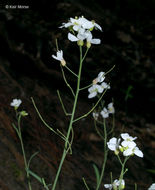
[{"left": 93, "top": 164, "right": 100, "bottom": 186}]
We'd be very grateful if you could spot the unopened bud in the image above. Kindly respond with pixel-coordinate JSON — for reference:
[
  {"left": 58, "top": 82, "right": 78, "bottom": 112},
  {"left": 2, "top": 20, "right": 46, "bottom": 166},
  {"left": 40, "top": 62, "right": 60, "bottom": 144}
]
[
  {"left": 77, "top": 40, "right": 84, "bottom": 46},
  {"left": 86, "top": 41, "right": 91, "bottom": 48},
  {"left": 93, "top": 78, "right": 97, "bottom": 85},
  {"left": 61, "top": 59, "right": 66, "bottom": 66}
]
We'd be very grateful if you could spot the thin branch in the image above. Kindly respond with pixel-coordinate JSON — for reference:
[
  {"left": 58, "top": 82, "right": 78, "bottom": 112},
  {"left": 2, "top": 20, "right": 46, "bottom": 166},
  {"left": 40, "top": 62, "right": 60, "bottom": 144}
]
[
  {"left": 82, "top": 177, "right": 90, "bottom": 190},
  {"left": 104, "top": 65, "right": 115, "bottom": 76},
  {"left": 79, "top": 83, "right": 92, "bottom": 91},
  {"left": 64, "top": 65, "right": 78, "bottom": 77},
  {"left": 57, "top": 90, "right": 71, "bottom": 116},
  {"left": 60, "top": 65, "right": 75, "bottom": 97},
  {"left": 73, "top": 89, "right": 107, "bottom": 123}
]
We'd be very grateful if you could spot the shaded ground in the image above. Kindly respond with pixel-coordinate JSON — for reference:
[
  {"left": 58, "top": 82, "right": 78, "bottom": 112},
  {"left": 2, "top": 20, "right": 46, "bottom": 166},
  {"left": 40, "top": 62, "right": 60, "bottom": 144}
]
[{"left": 0, "top": 0, "right": 155, "bottom": 189}]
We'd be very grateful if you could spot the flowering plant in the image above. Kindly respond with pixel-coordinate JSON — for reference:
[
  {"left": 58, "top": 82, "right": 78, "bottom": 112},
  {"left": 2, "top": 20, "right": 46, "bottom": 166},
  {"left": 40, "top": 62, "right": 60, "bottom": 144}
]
[{"left": 10, "top": 16, "right": 153, "bottom": 190}]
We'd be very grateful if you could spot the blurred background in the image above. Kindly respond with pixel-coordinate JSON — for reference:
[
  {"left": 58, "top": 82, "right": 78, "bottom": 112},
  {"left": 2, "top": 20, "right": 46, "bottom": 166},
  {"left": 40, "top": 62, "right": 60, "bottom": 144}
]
[{"left": 0, "top": 0, "right": 155, "bottom": 189}]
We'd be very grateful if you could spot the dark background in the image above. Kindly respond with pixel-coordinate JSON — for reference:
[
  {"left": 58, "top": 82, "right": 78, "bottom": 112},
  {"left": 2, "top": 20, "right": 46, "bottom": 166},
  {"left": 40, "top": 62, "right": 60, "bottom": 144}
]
[{"left": 0, "top": 0, "right": 155, "bottom": 189}]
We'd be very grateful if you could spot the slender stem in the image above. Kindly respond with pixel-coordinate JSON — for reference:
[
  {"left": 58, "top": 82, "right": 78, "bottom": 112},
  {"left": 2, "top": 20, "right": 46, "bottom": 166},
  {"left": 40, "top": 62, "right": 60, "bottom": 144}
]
[
  {"left": 94, "top": 119, "right": 104, "bottom": 140},
  {"left": 17, "top": 114, "right": 32, "bottom": 190},
  {"left": 104, "top": 65, "right": 115, "bottom": 76},
  {"left": 31, "top": 97, "right": 67, "bottom": 142},
  {"left": 64, "top": 65, "right": 78, "bottom": 77},
  {"left": 57, "top": 90, "right": 71, "bottom": 116},
  {"left": 60, "top": 65, "right": 75, "bottom": 97},
  {"left": 118, "top": 156, "right": 129, "bottom": 190},
  {"left": 80, "top": 83, "right": 92, "bottom": 91},
  {"left": 96, "top": 119, "right": 108, "bottom": 190},
  {"left": 82, "top": 177, "right": 90, "bottom": 190},
  {"left": 73, "top": 88, "right": 108, "bottom": 123},
  {"left": 51, "top": 47, "right": 89, "bottom": 190}
]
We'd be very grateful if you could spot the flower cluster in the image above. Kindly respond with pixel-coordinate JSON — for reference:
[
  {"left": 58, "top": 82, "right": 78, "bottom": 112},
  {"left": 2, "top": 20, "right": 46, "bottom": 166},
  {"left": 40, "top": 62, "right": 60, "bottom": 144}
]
[
  {"left": 93, "top": 102, "right": 115, "bottom": 120},
  {"left": 107, "top": 133, "right": 143, "bottom": 158},
  {"left": 60, "top": 16, "right": 102, "bottom": 48},
  {"left": 88, "top": 71, "right": 110, "bottom": 99},
  {"left": 104, "top": 179, "right": 125, "bottom": 190}
]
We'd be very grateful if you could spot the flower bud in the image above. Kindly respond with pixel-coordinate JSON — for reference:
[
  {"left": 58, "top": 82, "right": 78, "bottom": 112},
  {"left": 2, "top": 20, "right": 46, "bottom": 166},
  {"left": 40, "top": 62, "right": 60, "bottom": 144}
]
[
  {"left": 77, "top": 40, "right": 84, "bottom": 46},
  {"left": 20, "top": 111, "right": 28, "bottom": 117},
  {"left": 86, "top": 41, "right": 91, "bottom": 48},
  {"left": 60, "top": 59, "right": 66, "bottom": 66}
]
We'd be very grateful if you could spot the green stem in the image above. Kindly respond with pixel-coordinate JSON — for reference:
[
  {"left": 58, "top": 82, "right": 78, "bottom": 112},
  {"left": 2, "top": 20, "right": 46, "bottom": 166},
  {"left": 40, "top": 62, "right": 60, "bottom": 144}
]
[
  {"left": 17, "top": 114, "right": 32, "bottom": 190},
  {"left": 51, "top": 46, "right": 89, "bottom": 190},
  {"left": 118, "top": 156, "right": 129, "bottom": 190},
  {"left": 96, "top": 119, "right": 108, "bottom": 190}
]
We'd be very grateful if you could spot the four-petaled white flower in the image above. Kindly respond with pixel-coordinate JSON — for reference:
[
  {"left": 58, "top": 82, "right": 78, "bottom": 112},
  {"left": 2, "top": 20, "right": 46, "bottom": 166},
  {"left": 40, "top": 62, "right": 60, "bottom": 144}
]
[
  {"left": 104, "top": 179, "right": 125, "bottom": 190},
  {"left": 123, "top": 145, "right": 143, "bottom": 157},
  {"left": 121, "top": 133, "right": 137, "bottom": 141},
  {"left": 88, "top": 84, "right": 103, "bottom": 98},
  {"left": 100, "top": 108, "right": 109, "bottom": 118},
  {"left": 101, "top": 82, "right": 110, "bottom": 90},
  {"left": 52, "top": 50, "right": 66, "bottom": 66},
  {"left": 108, "top": 102, "right": 115, "bottom": 114},
  {"left": 10, "top": 99, "right": 22, "bottom": 109},
  {"left": 107, "top": 137, "right": 120, "bottom": 155},
  {"left": 88, "top": 82, "right": 110, "bottom": 99},
  {"left": 148, "top": 183, "right": 155, "bottom": 190},
  {"left": 92, "top": 112, "right": 99, "bottom": 120}
]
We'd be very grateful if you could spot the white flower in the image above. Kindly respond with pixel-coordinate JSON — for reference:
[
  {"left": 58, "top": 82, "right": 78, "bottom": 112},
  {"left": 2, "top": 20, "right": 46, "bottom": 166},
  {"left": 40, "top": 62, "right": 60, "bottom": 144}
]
[
  {"left": 10, "top": 99, "right": 22, "bottom": 108},
  {"left": 92, "top": 112, "right": 99, "bottom": 120},
  {"left": 121, "top": 140, "right": 136, "bottom": 149},
  {"left": 107, "top": 137, "right": 120, "bottom": 154},
  {"left": 93, "top": 71, "right": 105, "bottom": 84},
  {"left": 121, "top": 133, "right": 137, "bottom": 141},
  {"left": 101, "top": 82, "right": 110, "bottom": 90},
  {"left": 104, "top": 179, "right": 125, "bottom": 190},
  {"left": 68, "top": 30, "right": 101, "bottom": 46},
  {"left": 59, "top": 16, "right": 102, "bottom": 32},
  {"left": 113, "top": 179, "right": 125, "bottom": 189},
  {"left": 148, "top": 183, "right": 155, "bottom": 190},
  {"left": 108, "top": 102, "right": 115, "bottom": 114},
  {"left": 88, "top": 84, "right": 103, "bottom": 98},
  {"left": 123, "top": 146, "right": 143, "bottom": 157},
  {"left": 104, "top": 184, "right": 112, "bottom": 190},
  {"left": 52, "top": 50, "right": 66, "bottom": 66},
  {"left": 100, "top": 108, "right": 109, "bottom": 118}
]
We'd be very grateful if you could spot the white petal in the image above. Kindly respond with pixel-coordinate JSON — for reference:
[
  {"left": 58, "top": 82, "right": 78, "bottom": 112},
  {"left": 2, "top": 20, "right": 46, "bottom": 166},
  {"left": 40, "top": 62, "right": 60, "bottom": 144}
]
[
  {"left": 121, "top": 133, "right": 130, "bottom": 140},
  {"left": 123, "top": 148, "right": 133, "bottom": 156},
  {"left": 96, "top": 84, "right": 103, "bottom": 93},
  {"left": 134, "top": 147, "right": 143, "bottom": 158},
  {"left": 88, "top": 92, "right": 97, "bottom": 98},
  {"left": 68, "top": 33, "right": 78, "bottom": 42},
  {"left": 104, "top": 184, "right": 112, "bottom": 189},
  {"left": 57, "top": 50, "right": 63, "bottom": 60},
  {"left": 52, "top": 55, "right": 60, "bottom": 61},
  {"left": 94, "top": 23, "right": 102, "bottom": 31},
  {"left": 73, "top": 25, "right": 80, "bottom": 31},
  {"left": 121, "top": 140, "right": 136, "bottom": 148},
  {"left": 91, "top": 38, "right": 101, "bottom": 44}
]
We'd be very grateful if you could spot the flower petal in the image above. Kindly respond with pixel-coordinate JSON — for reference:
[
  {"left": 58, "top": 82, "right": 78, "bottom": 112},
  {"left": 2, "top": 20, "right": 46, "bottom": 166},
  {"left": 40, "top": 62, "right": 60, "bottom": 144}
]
[{"left": 68, "top": 33, "right": 78, "bottom": 42}]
